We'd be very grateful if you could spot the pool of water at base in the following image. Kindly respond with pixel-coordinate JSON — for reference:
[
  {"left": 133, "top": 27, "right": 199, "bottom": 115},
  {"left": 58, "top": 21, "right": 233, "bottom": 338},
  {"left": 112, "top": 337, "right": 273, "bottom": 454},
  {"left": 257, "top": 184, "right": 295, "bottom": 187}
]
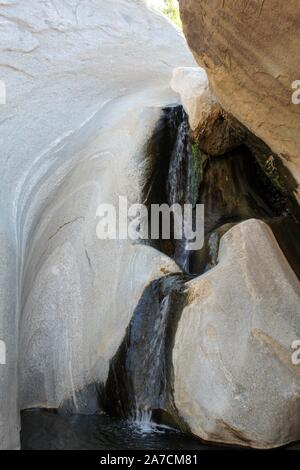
[
  {"left": 20, "top": 409, "right": 300, "bottom": 450},
  {"left": 20, "top": 409, "right": 223, "bottom": 450}
]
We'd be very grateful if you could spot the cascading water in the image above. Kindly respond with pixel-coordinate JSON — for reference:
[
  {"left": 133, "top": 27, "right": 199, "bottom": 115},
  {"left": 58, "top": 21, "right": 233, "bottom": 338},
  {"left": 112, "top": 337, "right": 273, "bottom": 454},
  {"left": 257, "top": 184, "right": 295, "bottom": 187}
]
[
  {"left": 102, "top": 108, "right": 204, "bottom": 430},
  {"left": 103, "top": 274, "right": 188, "bottom": 430},
  {"left": 166, "top": 108, "right": 200, "bottom": 272},
  {"left": 103, "top": 105, "right": 300, "bottom": 434}
]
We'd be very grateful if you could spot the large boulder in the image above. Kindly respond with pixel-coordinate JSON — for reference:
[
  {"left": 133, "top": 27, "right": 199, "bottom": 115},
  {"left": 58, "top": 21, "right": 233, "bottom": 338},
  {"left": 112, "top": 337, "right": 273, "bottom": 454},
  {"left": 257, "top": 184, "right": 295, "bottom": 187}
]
[
  {"left": 170, "top": 67, "right": 242, "bottom": 155},
  {"left": 173, "top": 219, "right": 300, "bottom": 449},
  {"left": 179, "top": 0, "right": 300, "bottom": 197}
]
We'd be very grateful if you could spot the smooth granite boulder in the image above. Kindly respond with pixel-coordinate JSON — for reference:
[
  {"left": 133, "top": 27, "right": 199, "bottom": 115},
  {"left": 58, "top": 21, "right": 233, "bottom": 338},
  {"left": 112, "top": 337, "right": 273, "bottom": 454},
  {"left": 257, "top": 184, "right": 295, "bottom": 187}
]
[
  {"left": 173, "top": 219, "right": 300, "bottom": 449},
  {"left": 0, "top": 0, "right": 193, "bottom": 448}
]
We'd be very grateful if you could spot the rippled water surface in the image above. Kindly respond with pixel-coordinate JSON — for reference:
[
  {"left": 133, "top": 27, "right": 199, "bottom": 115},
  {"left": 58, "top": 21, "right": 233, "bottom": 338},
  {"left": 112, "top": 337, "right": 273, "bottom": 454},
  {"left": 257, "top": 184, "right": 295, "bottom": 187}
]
[{"left": 21, "top": 410, "right": 217, "bottom": 450}]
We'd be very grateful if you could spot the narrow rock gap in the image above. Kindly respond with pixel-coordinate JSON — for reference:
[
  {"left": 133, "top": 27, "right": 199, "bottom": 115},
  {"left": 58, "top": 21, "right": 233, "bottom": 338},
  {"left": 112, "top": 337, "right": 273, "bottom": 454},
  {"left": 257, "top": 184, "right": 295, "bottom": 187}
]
[{"left": 21, "top": 104, "right": 300, "bottom": 447}]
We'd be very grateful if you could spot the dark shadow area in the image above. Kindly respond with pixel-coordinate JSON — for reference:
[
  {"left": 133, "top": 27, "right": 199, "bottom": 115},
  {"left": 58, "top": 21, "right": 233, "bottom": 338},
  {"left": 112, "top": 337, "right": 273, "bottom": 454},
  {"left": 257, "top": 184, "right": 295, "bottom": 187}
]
[
  {"left": 20, "top": 409, "right": 300, "bottom": 451},
  {"left": 20, "top": 409, "right": 219, "bottom": 450},
  {"left": 143, "top": 106, "right": 300, "bottom": 278},
  {"left": 103, "top": 274, "right": 189, "bottom": 429}
]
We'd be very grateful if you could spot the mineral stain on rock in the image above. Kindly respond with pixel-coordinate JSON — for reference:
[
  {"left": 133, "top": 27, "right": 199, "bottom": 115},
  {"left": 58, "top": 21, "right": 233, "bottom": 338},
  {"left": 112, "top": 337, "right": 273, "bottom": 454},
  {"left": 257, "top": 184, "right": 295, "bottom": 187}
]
[{"left": 101, "top": 103, "right": 300, "bottom": 443}]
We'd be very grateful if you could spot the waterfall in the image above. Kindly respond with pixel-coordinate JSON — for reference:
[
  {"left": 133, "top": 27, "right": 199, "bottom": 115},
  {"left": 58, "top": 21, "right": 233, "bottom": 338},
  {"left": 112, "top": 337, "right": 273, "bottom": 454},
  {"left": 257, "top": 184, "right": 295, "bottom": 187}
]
[
  {"left": 166, "top": 109, "right": 188, "bottom": 207},
  {"left": 103, "top": 274, "right": 188, "bottom": 428},
  {"left": 143, "top": 106, "right": 290, "bottom": 276}
]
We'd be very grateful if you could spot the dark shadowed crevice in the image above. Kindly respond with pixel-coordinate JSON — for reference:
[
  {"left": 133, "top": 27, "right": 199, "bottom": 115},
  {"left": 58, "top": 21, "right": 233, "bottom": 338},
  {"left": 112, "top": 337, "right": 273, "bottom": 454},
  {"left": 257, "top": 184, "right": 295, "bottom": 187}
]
[{"left": 21, "top": 105, "right": 300, "bottom": 448}]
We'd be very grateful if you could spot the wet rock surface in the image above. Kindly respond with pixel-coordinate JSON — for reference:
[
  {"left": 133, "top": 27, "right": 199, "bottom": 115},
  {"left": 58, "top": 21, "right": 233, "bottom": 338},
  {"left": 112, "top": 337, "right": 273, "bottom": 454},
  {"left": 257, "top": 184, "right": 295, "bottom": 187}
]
[
  {"left": 1, "top": 0, "right": 300, "bottom": 452},
  {"left": 103, "top": 274, "right": 188, "bottom": 426}
]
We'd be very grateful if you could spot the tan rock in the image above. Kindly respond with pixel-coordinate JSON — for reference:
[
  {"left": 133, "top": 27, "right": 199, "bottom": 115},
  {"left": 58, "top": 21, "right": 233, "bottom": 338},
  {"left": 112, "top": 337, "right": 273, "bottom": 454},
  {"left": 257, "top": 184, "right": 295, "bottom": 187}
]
[
  {"left": 173, "top": 219, "right": 300, "bottom": 449},
  {"left": 170, "top": 67, "right": 218, "bottom": 131},
  {"left": 0, "top": 0, "right": 193, "bottom": 449},
  {"left": 179, "top": 0, "right": 300, "bottom": 195}
]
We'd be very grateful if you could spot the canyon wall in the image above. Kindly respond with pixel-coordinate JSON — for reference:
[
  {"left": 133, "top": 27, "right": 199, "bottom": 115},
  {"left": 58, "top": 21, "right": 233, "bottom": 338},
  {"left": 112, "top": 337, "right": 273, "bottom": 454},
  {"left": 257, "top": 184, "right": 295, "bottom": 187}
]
[
  {"left": 0, "top": 0, "right": 194, "bottom": 449},
  {"left": 179, "top": 0, "right": 300, "bottom": 199}
]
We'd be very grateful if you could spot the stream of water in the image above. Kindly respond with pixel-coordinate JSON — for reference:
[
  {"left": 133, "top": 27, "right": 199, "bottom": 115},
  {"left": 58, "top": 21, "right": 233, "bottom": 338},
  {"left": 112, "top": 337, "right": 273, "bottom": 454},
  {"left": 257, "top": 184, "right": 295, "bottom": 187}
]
[{"left": 21, "top": 410, "right": 215, "bottom": 450}]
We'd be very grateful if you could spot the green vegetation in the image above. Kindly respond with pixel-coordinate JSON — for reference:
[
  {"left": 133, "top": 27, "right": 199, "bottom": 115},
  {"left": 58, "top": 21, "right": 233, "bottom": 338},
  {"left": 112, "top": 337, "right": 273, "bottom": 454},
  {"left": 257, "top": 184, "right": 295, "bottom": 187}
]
[{"left": 161, "top": 0, "right": 182, "bottom": 29}]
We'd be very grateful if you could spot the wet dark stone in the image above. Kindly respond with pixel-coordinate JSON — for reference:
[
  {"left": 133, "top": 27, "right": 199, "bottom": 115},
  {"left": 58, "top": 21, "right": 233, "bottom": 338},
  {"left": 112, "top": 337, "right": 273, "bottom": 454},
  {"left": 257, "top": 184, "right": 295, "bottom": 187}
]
[
  {"left": 21, "top": 106, "right": 300, "bottom": 450},
  {"left": 142, "top": 106, "right": 182, "bottom": 260},
  {"left": 269, "top": 217, "right": 300, "bottom": 280},
  {"left": 20, "top": 409, "right": 300, "bottom": 450},
  {"left": 190, "top": 145, "right": 300, "bottom": 275},
  {"left": 103, "top": 274, "right": 188, "bottom": 428}
]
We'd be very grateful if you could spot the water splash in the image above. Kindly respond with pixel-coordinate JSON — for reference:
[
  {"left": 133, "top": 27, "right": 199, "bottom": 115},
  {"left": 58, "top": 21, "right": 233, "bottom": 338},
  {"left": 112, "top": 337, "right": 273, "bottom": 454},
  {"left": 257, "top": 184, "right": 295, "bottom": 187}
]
[{"left": 166, "top": 108, "right": 201, "bottom": 272}]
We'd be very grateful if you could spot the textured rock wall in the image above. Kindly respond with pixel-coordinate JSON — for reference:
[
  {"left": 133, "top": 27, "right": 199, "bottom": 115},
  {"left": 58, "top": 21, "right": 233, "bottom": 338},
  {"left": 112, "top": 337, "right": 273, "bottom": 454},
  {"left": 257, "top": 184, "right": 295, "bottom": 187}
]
[
  {"left": 173, "top": 219, "right": 300, "bottom": 449},
  {"left": 179, "top": 0, "right": 300, "bottom": 199},
  {"left": 19, "top": 104, "right": 180, "bottom": 412}
]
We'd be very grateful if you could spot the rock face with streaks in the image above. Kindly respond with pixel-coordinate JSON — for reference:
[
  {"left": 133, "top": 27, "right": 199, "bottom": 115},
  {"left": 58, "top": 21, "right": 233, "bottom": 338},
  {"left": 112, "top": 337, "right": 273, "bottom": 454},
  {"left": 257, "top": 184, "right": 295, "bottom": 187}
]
[
  {"left": 19, "top": 111, "right": 181, "bottom": 412},
  {"left": 173, "top": 219, "right": 300, "bottom": 449},
  {"left": 0, "top": 0, "right": 193, "bottom": 449},
  {"left": 179, "top": 0, "right": 300, "bottom": 198}
]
